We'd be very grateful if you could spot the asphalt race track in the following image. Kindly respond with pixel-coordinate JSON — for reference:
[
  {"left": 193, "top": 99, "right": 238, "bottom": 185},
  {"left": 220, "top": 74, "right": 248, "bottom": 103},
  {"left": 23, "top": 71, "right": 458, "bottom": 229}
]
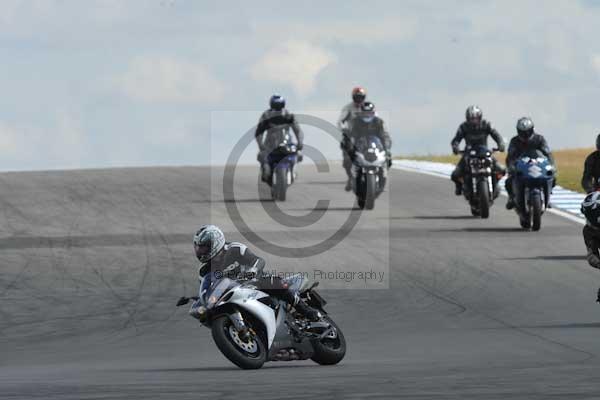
[{"left": 2, "top": 164, "right": 600, "bottom": 399}]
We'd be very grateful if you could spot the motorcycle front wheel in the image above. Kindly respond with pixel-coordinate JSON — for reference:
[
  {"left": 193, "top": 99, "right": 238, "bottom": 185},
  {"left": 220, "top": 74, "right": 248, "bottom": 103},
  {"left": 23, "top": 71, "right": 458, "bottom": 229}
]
[
  {"left": 531, "top": 193, "right": 542, "bottom": 231},
  {"left": 211, "top": 315, "right": 267, "bottom": 370},
  {"left": 477, "top": 179, "right": 490, "bottom": 219}
]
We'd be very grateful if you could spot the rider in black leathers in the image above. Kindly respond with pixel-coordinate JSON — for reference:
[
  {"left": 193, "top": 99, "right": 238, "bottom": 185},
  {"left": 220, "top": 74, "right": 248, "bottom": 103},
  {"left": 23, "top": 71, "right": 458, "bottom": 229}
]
[
  {"left": 582, "top": 134, "right": 600, "bottom": 193},
  {"left": 450, "top": 106, "right": 506, "bottom": 195},
  {"left": 190, "top": 225, "right": 320, "bottom": 321},
  {"left": 255, "top": 94, "right": 304, "bottom": 183},
  {"left": 345, "top": 102, "right": 392, "bottom": 164},
  {"left": 580, "top": 191, "right": 600, "bottom": 302},
  {"left": 505, "top": 117, "right": 556, "bottom": 210}
]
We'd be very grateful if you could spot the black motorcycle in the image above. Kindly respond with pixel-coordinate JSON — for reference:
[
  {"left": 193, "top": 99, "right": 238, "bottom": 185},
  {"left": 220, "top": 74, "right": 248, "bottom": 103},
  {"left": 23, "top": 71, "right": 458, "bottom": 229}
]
[{"left": 459, "top": 145, "right": 504, "bottom": 218}]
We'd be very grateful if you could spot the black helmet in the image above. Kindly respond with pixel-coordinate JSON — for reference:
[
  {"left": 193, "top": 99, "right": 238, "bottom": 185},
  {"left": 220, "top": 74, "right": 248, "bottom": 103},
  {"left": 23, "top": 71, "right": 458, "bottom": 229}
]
[
  {"left": 269, "top": 94, "right": 285, "bottom": 111},
  {"left": 582, "top": 192, "right": 600, "bottom": 229},
  {"left": 516, "top": 117, "right": 535, "bottom": 141},
  {"left": 596, "top": 133, "right": 600, "bottom": 151},
  {"left": 359, "top": 101, "right": 376, "bottom": 123}
]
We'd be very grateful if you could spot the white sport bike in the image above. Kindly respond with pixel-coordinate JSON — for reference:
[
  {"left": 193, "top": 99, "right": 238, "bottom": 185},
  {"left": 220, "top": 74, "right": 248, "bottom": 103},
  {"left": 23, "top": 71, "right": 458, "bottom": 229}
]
[{"left": 176, "top": 272, "right": 346, "bottom": 369}]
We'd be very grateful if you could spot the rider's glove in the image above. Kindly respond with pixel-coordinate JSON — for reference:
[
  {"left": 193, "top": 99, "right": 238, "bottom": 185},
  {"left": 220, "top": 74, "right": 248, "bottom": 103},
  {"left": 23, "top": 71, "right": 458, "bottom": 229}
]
[
  {"left": 452, "top": 146, "right": 459, "bottom": 155},
  {"left": 497, "top": 144, "right": 506, "bottom": 153},
  {"left": 297, "top": 151, "right": 303, "bottom": 163}
]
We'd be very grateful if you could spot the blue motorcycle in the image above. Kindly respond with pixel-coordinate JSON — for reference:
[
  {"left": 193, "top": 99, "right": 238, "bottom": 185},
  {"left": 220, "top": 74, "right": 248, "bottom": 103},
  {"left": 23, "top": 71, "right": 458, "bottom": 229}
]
[
  {"left": 511, "top": 150, "right": 555, "bottom": 231},
  {"left": 266, "top": 139, "right": 299, "bottom": 201}
]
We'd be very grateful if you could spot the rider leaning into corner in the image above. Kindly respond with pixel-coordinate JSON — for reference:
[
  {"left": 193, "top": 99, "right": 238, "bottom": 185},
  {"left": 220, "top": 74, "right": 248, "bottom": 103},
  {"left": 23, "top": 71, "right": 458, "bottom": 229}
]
[
  {"left": 189, "top": 225, "right": 322, "bottom": 321},
  {"left": 255, "top": 94, "right": 304, "bottom": 184},
  {"left": 581, "top": 133, "right": 600, "bottom": 193},
  {"left": 450, "top": 105, "right": 506, "bottom": 196},
  {"left": 338, "top": 86, "right": 367, "bottom": 191},
  {"left": 580, "top": 191, "right": 600, "bottom": 302},
  {"left": 504, "top": 117, "right": 556, "bottom": 210}
]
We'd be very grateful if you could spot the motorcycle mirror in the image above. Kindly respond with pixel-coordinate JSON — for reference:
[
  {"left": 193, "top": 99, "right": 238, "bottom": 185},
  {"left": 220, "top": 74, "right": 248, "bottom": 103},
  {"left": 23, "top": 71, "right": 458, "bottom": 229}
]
[{"left": 176, "top": 296, "right": 190, "bottom": 307}]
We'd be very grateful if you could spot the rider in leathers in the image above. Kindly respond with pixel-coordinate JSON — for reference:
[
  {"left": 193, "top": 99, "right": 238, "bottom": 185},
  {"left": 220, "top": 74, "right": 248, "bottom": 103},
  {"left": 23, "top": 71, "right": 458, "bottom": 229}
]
[
  {"left": 580, "top": 192, "right": 600, "bottom": 302},
  {"left": 189, "top": 225, "right": 321, "bottom": 321},
  {"left": 255, "top": 94, "right": 304, "bottom": 183},
  {"left": 451, "top": 105, "right": 506, "bottom": 195},
  {"left": 346, "top": 101, "right": 392, "bottom": 167},
  {"left": 582, "top": 134, "right": 600, "bottom": 193},
  {"left": 338, "top": 87, "right": 367, "bottom": 191},
  {"left": 505, "top": 117, "right": 556, "bottom": 210}
]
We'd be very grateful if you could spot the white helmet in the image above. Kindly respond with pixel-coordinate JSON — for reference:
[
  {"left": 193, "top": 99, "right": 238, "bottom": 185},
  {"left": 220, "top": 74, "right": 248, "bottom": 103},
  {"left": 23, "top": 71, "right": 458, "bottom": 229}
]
[{"left": 193, "top": 225, "right": 225, "bottom": 263}]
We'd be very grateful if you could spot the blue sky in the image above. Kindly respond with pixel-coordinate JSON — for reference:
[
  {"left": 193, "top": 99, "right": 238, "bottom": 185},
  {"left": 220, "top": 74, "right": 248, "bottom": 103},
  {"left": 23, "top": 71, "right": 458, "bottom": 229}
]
[{"left": 1, "top": 0, "right": 600, "bottom": 170}]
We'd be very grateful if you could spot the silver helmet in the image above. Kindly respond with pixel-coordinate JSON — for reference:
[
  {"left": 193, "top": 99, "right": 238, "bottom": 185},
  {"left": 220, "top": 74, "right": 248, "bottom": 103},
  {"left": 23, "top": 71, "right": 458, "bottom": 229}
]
[
  {"left": 516, "top": 117, "right": 534, "bottom": 140},
  {"left": 193, "top": 225, "right": 225, "bottom": 263},
  {"left": 465, "top": 105, "right": 483, "bottom": 124}
]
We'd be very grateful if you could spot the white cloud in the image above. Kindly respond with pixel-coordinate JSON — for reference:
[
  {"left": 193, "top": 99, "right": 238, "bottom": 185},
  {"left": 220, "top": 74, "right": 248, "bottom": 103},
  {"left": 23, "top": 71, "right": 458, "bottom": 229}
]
[
  {"left": 592, "top": 54, "right": 600, "bottom": 75},
  {"left": 0, "top": 110, "right": 86, "bottom": 171},
  {"left": 251, "top": 40, "right": 336, "bottom": 96},
  {"left": 116, "top": 56, "right": 225, "bottom": 103},
  {"left": 0, "top": 122, "right": 20, "bottom": 155},
  {"left": 257, "top": 16, "right": 418, "bottom": 46}
]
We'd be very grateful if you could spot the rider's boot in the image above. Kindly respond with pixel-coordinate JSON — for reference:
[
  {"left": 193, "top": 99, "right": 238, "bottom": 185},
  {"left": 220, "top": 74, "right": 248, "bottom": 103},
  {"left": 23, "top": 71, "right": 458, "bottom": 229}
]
[
  {"left": 454, "top": 181, "right": 462, "bottom": 196},
  {"left": 292, "top": 294, "right": 321, "bottom": 321},
  {"left": 506, "top": 197, "right": 515, "bottom": 210},
  {"left": 345, "top": 177, "right": 352, "bottom": 192}
]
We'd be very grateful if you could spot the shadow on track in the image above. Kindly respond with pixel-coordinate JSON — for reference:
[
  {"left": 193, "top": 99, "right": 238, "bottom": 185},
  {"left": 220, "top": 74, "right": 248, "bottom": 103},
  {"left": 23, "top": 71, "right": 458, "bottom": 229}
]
[
  {"left": 302, "top": 181, "right": 345, "bottom": 185},
  {"left": 192, "top": 198, "right": 274, "bottom": 204},
  {"left": 139, "top": 364, "right": 317, "bottom": 373},
  {"left": 520, "top": 322, "right": 600, "bottom": 329},
  {"left": 504, "top": 255, "right": 586, "bottom": 261},
  {"left": 0, "top": 233, "right": 192, "bottom": 250},
  {"left": 437, "top": 227, "right": 525, "bottom": 233},
  {"left": 288, "top": 206, "right": 358, "bottom": 212},
  {"left": 410, "top": 215, "right": 476, "bottom": 220}
]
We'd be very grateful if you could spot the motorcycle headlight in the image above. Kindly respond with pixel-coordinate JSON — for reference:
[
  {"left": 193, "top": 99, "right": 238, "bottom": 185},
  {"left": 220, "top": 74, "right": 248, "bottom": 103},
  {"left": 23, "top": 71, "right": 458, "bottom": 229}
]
[{"left": 207, "top": 295, "right": 218, "bottom": 307}]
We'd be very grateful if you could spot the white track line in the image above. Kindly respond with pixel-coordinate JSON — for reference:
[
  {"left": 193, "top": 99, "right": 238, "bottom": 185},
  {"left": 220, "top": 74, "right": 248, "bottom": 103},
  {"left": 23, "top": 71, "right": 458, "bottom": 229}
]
[{"left": 393, "top": 160, "right": 585, "bottom": 226}]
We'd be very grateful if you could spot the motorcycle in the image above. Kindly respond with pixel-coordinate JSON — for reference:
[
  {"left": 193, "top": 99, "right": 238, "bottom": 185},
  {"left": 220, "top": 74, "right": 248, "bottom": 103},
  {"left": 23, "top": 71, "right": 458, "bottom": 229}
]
[
  {"left": 176, "top": 272, "right": 346, "bottom": 370},
  {"left": 511, "top": 150, "right": 555, "bottom": 231},
  {"left": 263, "top": 138, "right": 299, "bottom": 201},
  {"left": 351, "top": 135, "right": 388, "bottom": 210},
  {"left": 459, "top": 145, "right": 504, "bottom": 218}
]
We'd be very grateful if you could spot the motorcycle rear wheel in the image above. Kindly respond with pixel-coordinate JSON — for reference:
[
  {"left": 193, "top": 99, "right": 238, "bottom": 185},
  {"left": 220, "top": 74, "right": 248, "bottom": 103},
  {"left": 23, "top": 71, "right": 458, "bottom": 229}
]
[{"left": 311, "top": 316, "right": 346, "bottom": 365}]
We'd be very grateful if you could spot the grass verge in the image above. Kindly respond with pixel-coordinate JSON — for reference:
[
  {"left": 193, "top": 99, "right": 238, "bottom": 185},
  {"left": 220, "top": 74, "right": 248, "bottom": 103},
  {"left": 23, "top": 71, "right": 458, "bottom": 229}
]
[{"left": 397, "top": 147, "right": 594, "bottom": 193}]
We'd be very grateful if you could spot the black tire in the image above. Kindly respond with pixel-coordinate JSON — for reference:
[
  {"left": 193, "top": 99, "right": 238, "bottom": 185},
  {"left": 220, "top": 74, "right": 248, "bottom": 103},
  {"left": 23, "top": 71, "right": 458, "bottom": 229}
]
[
  {"left": 477, "top": 179, "right": 490, "bottom": 219},
  {"left": 357, "top": 198, "right": 365, "bottom": 209},
  {"left": 365, "top": 173, "right": 376, "bottom": 210},
  {"left": 311, "top": 317, "right": 346, "bottom": 365},
  {"left": 520, "top": 214, "right": 531, "bottom": 230},
  {"left": 531, "top": 194, "right": 542, "bottom": 231},
  {"left": 277, "top": 168, "right": 287, "bottom": 201},
  {"left": 211, "top": 315, "right": 267, "bottom": 370}
]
